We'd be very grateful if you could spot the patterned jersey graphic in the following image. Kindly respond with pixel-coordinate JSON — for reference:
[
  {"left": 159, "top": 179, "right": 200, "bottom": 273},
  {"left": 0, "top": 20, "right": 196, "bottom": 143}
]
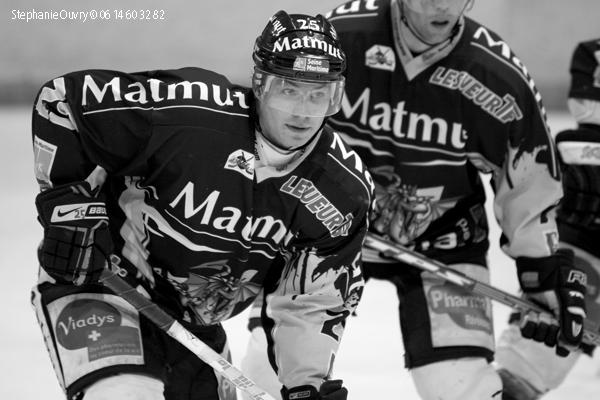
[
  {"left": 167, "top": 260, "right": 261, "bottom": 325},
  {"left": 370, "top": 168, "right": 450, "bottom": 245}
]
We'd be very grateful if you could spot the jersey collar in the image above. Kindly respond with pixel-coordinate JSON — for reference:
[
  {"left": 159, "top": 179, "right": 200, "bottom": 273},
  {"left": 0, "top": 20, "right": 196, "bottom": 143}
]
[
  {"left": 253, "top": 129, "right": 321, "bottom": 183},
  {"left": 391, "top": 0, "right": 465, "bottom": 81}
]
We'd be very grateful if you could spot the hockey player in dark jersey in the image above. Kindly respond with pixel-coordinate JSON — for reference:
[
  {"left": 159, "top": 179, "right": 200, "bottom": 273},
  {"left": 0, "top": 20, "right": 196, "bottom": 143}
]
[
  {"left": 242, "top": 2, "right": 585, "bottom": 399},
  {"left": 227, "top": 1, "right": 595, "bottom": 400},
  {"left": 30, "top": 10, "right": 373, "bottom": 400},
  {"left": 496, "top": 38, "right": 600, "bottom": 400},
  {"left": 319, "top": 1, "right": 589, "bottom": 399}
]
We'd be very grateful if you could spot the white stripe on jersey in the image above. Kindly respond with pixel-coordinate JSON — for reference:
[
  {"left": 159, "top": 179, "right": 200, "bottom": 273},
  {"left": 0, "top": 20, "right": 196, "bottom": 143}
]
[
  {"left": 249, "top": 249, "right": 277, "bottom": 259},
  {"left": 83, "top": 104, "right": 250, "bottom": 118},
  {"left": 330, "top": 118, "right": 467, "bottom": 158},
  {"left": 327, "top": 13, "right": 378, "bottom": 22},
  {"left": 165, "top": 208, "right": 253, "bottom": 250},
  {"left": 401, "top": 159, "right": 467, "bottom": 167},
  {"left": 335, "top": 132, "right": 395, "bottom": 157},
  {"left": 327, "top": 152, "right": 372, "bottom": 199},
  {"left": 166, "top": 208, "right": 283, "bottom": 254}
]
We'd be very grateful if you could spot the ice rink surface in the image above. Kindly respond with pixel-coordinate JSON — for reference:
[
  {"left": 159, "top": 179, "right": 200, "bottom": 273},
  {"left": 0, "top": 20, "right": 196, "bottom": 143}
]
[{"left": 2, "top": 106, "right": 599, "bottom": 399}]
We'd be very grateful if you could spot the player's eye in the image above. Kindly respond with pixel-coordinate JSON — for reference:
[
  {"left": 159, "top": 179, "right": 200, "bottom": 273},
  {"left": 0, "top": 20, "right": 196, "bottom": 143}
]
[{"left": 281, "top": 88, "right": 299, "bottom": 96}]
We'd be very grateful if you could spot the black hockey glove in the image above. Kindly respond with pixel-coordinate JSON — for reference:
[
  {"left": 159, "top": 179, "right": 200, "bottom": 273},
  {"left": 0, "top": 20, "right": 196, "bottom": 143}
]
[
  {"left": 516, "top": 249, "right": 587, "bottom": 356},
  {"left": 282, "top": 380, "right": 347, "bottom": 400},
  {"left": 36, "top": 181, "right": 113, "bottom": 286}
]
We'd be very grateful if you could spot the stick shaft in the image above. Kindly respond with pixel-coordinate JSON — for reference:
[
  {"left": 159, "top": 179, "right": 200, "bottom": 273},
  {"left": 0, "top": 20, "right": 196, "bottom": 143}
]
[
  {"left": 99, "top": 270, "right": 277, "bottom": 400},
  {"left": 364, "top": 233, "right": 600, "bottom": 347}
]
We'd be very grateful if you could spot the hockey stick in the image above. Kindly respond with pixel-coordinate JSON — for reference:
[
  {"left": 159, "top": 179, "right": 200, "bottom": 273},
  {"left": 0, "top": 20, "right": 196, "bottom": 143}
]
[
  {"left": 98, "top": 269, "right": 277, "bottom": 400},
  {"left": 364, "top": 232, "right": 600, "bottom": 348}
]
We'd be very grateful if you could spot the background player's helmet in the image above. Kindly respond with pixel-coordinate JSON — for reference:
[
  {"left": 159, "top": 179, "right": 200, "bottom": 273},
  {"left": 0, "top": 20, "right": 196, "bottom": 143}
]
[
  {"left": 569, "top": 39, "right": 600, "bottom": 102},
  {"left": 252, "top": 10, "right": 346, "bottom": 117},
  {"left": 567, "top": 39, "right": 600, "bottom": 126}
]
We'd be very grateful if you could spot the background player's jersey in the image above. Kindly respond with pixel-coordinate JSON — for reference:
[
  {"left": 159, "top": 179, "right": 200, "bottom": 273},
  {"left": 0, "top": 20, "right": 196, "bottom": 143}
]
[
  {"left": 32, "top": 67, "right": 373, "bottom": 388},
  {"left": 327, "top": 0, "right": 561, "bottom": 264}
]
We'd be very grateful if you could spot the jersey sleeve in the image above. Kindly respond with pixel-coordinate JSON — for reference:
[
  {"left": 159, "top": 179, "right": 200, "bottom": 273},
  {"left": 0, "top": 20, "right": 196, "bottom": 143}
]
[
  {"left": 265, "top": 229, "right": 366, "bottom": 389},
  {"left": 263, "top": 189, "right": 371, "bottom": 389},
  {"left": 489, "top": 78, "right": 562, "bottom": 258},
  {"left": 32, "top": 69, "right": 153, "bottom": 189}
]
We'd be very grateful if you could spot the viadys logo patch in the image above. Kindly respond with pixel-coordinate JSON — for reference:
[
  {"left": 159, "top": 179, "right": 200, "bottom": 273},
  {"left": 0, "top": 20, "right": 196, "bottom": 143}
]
[{"left": 54, "top": 298, "right": 142, "bottom": 360}]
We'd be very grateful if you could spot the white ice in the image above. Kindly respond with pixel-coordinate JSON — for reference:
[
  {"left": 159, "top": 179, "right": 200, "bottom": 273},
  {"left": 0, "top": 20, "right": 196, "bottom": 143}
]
[{"left": 1, "top": 107, "right": 598, "bottom": 399}]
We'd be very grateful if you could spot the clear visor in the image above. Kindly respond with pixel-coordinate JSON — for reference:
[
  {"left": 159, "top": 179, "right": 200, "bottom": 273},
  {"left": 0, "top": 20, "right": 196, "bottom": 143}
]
[
  {"left": 253, "top": 68, "right": 345, "bottom": 117},
  {"left": 403, "top": 0, "right": 471, "bottom": 17}
]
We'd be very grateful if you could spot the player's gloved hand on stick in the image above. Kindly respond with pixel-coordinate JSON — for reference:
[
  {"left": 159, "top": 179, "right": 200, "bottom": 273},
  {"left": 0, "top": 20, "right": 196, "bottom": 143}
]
[
  {"left": 36, "top": 181, "right": 113, "bottom": 286},
  {"left": 516, "top": 248, "right": 587, "bottom": 356},
  {"left": 282, "top": 380, "right": 348, "bottom": 400}
]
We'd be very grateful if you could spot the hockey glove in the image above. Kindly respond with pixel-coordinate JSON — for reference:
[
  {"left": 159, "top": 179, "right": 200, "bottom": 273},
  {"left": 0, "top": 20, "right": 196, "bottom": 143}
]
[
  {"left": 36, "top": 181, "right": 113, "bottom": 286},
  {"left": 516, "top": 249, "right": 587, "bottom": 356},
  {"left": 282, "top": 380, "right": 347, "bottom": 400}
]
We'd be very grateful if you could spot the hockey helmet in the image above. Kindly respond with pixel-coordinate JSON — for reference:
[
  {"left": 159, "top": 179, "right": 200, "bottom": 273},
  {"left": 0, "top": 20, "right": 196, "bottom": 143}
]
[
  {"left": 567, "top": 39, "right": 600, "bottom": 125},
  {"left": 569, "top": 39, "right": 600, "bottom": 102},
  {"left": 252, "top": 10, "right": 346, "bottom": 117}
]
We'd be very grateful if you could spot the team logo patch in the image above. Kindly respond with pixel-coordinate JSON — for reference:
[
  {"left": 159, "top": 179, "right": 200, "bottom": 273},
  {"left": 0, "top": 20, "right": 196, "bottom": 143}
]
[
  {"left": 224, "top": 149, "right": 254, "bottom": 180},
  {"left": 33, "top": 135, "right": 57, "bottom": 190},
  {"left": 167, "top": 261, "right": 261, "bottom": 325},
  {"left": 365, "top": 45, "right": 396, "bottom": 71}
]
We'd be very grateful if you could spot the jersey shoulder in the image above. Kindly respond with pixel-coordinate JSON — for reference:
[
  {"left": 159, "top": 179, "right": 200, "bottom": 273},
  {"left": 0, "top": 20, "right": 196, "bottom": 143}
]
[
  {"left": 457, "top": 19, "right": 537, "bottom": 93},
  {"left": 327, "top": 0, "right": 391, "bottom": 34},
  {"left": 71, "top": 67, "right": 251, "bottom": 115},
  {"left": 444, "top": 18, "right": 546, "bottom": 116},
  {"left": 316, "top": 126, "right": 374, "bottom": 205},
  {"left": 48, "top": 67, "right": 253, "bottom": 137}
]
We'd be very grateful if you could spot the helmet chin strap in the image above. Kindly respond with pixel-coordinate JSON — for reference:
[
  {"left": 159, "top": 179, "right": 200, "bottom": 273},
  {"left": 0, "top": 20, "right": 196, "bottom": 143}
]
[{"left": 400, "top": 0, "right": 469, "bottom": 49}]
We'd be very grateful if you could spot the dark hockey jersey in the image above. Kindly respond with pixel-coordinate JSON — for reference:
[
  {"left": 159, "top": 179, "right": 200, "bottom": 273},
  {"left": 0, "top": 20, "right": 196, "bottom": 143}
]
[
  {"left": 327, "top": 0, "right": 562, "bottom": 263},
  {"left": 32, "top": 67, "right": 373, "bottom": 388}
]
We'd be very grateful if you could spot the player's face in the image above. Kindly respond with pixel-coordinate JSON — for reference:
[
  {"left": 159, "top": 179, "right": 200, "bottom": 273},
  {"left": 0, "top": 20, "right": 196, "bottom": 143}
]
[
  {"left": 403, "top": 0, "right": 470, "bottom": 44},
  {"left": 258, "top": 99, "right": 325, "bottom": 150},
  {"left": 253, "top": 71, "right": 344, "bottom": 149},
  {"left": 257, "top": 76, "right": 339, "bottom": 149}
]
